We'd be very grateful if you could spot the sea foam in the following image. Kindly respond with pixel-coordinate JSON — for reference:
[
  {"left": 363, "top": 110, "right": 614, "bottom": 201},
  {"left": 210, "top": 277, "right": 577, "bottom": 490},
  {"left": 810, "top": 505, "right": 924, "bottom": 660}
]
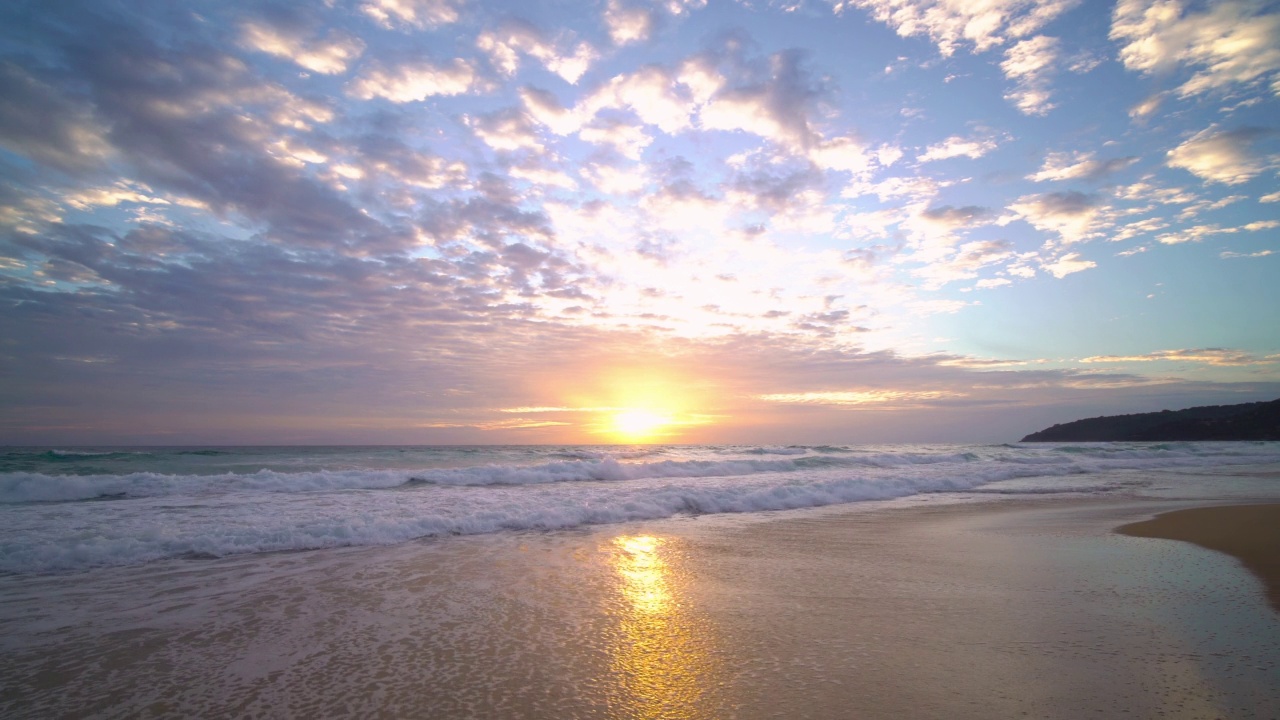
[{"left": 2, "top": 442, "right": 1278, "bottom": 573}]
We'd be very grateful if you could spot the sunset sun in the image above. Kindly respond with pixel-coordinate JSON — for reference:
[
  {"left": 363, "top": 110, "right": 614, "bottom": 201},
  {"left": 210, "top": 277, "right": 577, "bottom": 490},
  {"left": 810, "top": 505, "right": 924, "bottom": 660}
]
[{"left": 610, "top": 409, "right": 673, "bottom": 442}]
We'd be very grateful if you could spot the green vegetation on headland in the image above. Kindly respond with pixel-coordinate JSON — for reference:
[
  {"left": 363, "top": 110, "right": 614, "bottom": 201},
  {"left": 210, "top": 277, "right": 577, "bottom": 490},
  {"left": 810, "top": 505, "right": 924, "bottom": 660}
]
[{"left": 1021, "top": 399, "right": 1280, "bottom": 442}]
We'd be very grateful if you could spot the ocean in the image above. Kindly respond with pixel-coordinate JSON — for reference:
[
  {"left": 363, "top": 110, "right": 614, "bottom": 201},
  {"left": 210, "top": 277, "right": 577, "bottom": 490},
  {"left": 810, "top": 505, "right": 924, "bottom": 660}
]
[{"left": 4, "top": 441, "right": 1280, "bottom": 575}]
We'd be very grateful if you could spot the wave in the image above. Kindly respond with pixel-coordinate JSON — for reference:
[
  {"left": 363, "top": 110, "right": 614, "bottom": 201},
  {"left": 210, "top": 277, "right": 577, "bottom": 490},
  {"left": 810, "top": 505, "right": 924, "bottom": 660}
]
[
  {"left": 3, "top": 442, "right": 1279, "bottom": 574},
  {"left": 0, "top": 469, "right": 412, "bottom": 504},
  {"left": 45, "top": 450, "right": 150, "bottom": 459},
  {"left": 4, "top": 442, "right": 1279, "bottom": 503},
  {"left": 0, "top": 461, "right": 1055, "bottom": 574}
]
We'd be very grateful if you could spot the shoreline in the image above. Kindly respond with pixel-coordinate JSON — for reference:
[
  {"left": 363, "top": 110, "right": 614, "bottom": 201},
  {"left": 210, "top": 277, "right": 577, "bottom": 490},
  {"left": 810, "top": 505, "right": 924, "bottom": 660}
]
[
  {"left": 1118, "top": 503, "right": 1280, "bottom": 613},
  {"left": 3, "top": 472, "right": 1279, "bottom": 718}
]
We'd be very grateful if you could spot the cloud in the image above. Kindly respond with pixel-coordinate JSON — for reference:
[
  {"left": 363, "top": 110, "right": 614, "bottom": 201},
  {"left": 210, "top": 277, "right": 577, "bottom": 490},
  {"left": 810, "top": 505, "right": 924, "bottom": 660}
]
[
  {"left": 605, "top": 0, "right": 657, "bottom": 45},
  {"left": 1113, "top": 180, "right": 1199, "bottom": 206},
  {"left": 579, "top": 118, "right": 652, "bottom": 159},
  {"left": 1165, "top": 126, "right": 1278, "bottom": 185},
  {"left": 1005, "top": 191, "right": 1109, "bottom": 244},
  {"left": 466, "top": 108, "right": 545, "bottom": 152},
  {"left": 917, "top": 135, "right": 999, "bottom": 162},
  {"left": 1081, "top": 348, "right": 1279, "bottom": 366},
  {"left": 1040, "top": 252, "right": 1096, "bottom": 278},
  {"left": 698, "top": 50, "right": 822, "bottom": 149},
  {"left": 1111, "top": 0, "right": 1280, "bottom": 98},
  {"left": 757, "top": 390, "right": 964, "bottom": 405},
  {"left": 477, "top": 20, "right": 598, "bottom": 84},
  {"left": 1110, "top": 217, "right": 1168, "bottom": 243},
  {"left": 62, "top": 181, "right": 168, "bottom": 210},
  {"left": 361, "top": 0, "right": 460, "bottom": 29},
  {"left": 1028, "top": 151, "right": 1139, "bottom": 182},
  {"left": 0, "top": 62, "right": 112, "bottom": 172},
  {"left": 339, "top": 136, "right": 470, "bottom": 190},
  {"left": 976, "top": 277, "right": 1012, "bottom": 289},
  {"left": 1220, "top": 249, "right": 1274, "bottom": 258},
  {"left": 582, "top": 162, "right": 649, "bottom": 194},
  {"left": 833, "top": 0, "right": 1079, "bottom": 56},
  {"left": 0, "top": 186, "right": 61, "bottom": 232},
  {"left": 919, "top": 205, "right": 992, "bottom": 227},
  {"left": 585, "top": 65, "right": 700, "bottom": 134},
  {"left": 1129, "top": 92, "right": 1165, "bottom": 120},
  {"left": 17, "top": 20, "right": 397, "bottom": 253},
  {"left": 912, "top": 238, "right": 1014, "bottom": 289},
  {"left": 239, "top": 21, "right": 365, "bottom": 75},
  {"left": 1000, "top": 35, "right": 1060, "bottom": 115},
  {"left": 1156, "top": 219, "right": 1279, "bottom": 245},
  {"left": 347, "top": 58, "right": 477, "bottom": 102},
  {"left": 4, "top": 0, "right": 1277, "bottom": 445},
  {"left": 810, "top": 136, "right": 879, "bottom": 175}
]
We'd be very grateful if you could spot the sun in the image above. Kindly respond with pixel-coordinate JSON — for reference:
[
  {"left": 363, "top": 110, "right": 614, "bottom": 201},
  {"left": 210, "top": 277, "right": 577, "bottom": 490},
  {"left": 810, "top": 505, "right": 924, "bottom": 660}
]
[{"left": 610, "top": 409, "right": 672, "bottom": 442}]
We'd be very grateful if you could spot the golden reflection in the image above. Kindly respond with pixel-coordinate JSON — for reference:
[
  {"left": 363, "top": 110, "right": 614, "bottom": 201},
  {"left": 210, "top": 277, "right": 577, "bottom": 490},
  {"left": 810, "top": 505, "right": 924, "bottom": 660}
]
[{"left": 606, "top": 534, "right": 722, "bottom": 719}]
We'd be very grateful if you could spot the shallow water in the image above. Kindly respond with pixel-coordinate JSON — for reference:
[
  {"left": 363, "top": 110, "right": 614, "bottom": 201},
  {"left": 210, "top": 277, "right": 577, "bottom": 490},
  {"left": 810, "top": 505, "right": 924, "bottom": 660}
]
[{"left": 2, "top": 466, "right": 1278, "bottom": 719}]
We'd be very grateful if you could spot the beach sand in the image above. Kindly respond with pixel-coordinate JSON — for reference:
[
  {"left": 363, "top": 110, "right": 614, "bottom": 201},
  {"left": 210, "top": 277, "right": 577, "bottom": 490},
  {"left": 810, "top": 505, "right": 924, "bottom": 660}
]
[
  {"left": 1119, "top": 503, "right": 1280, "bottom": 614},
  {"left": 2, "top": 471, "right": 1279, "bottom": 718}
]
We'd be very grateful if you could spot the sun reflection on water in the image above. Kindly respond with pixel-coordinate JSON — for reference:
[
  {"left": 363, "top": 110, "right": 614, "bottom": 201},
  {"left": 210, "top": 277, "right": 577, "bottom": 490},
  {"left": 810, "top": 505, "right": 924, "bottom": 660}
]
[{"left": 607, "top": 534, "right": 722, "bottom": 719}]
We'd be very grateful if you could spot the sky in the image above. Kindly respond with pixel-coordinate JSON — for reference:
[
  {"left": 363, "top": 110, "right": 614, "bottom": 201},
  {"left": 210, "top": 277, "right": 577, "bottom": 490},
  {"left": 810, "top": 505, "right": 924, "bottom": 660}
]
[{"left": 0, "top": 0, "right": 1278, "bottom": 445}]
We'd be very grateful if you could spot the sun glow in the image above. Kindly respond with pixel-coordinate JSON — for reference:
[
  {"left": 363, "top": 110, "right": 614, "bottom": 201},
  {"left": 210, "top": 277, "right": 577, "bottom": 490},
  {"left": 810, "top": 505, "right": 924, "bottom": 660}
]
[{"left": 611, "top": 409, "right": 673, "bottom": 441}]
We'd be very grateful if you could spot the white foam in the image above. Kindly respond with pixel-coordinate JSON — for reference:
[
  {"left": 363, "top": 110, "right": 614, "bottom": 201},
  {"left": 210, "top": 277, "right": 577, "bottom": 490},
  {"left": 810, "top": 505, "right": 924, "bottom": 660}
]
[{"left": 3, "top": 442, "right": 1278, "bottom": 573}]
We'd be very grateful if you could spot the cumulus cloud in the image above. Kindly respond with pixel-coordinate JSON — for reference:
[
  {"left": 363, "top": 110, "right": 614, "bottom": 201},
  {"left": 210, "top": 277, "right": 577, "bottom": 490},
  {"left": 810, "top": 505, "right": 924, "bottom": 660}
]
[
  {"left": 1111, "top": 0, "right": 1280, "bottom": 98},
  {"left": 239, "top": 21, "right": 365, "bottom": 75},
  {"left": 1029, "top": 151, "right": 1139, "bottom": 182},
  {"left": 466, "top": 108, "right": 544, "bottom": 152},
  {"left": 586, "top": 65, "right": 699, "bottom": 134},
  {"left": 698, "top": 50, "right": 821, "bottom": 149},
  {"left": 4, "top": 0, "right": 1277, "bottom": 445},
  {"left": 477, "top": 21, "right": 598, "bottom": 84},
  {"left": 605, "top": 0, "right": 657, "bottom": 45},
  {"left": 917, "top": 134, "right": 999, "bottom": 162},
  {"left": 913, "top": 238, "right": 1015, "bottom": 289},
  {"left": 1005, "top": 191, "right": 1109, "bottom": 244},
  {"left": 347, "top": 58, "right": 477, "bottom": 102},
  {"left": 579, "top": 118, "right": 652, "bottom": 159},
  {"left": 361, "top": 0, "right": 460, "bottom": 29},
  {"left": 1165, "top": 126, "right": 1278, "bottom": 184},
  {"left": 1041, "top": 252, "right": 1096, "bottom": 277},
  {"left": 809, "top": 136, "right": 878, "bottom": 174},
  {"left": 1000, "top": 35, "right": 1060, "bottom": 115},
  {"left": 832, "top": 0, "right": 1079, "bottom": 56}
]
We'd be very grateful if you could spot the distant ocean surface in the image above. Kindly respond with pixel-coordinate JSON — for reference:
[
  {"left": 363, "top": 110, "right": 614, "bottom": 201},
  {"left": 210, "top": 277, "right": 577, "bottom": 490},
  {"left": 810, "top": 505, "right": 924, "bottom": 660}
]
[{"left": 3, "top": 442, "right": 1279, "bottom": 574}]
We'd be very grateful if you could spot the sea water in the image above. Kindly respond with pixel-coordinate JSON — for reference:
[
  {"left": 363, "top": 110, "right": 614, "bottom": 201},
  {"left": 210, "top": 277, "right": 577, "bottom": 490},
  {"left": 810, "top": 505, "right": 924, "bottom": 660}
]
[{"left": 3, "top": 442, "right": 1279, "bottom": 574}]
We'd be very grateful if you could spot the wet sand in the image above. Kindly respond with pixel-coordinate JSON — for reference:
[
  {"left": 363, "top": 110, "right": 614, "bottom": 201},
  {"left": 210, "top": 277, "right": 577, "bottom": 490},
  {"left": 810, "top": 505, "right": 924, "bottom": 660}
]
[
  {"left": 2, "top": 476, "right": 1279, "bottom": 718},
  {"left": 1119, "top": 503, "right": 1280, "bottom": 613}
]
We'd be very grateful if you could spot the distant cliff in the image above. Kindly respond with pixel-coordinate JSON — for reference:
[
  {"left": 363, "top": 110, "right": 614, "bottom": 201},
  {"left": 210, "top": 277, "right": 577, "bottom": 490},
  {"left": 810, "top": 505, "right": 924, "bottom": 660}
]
[{"left": 1021, "top": 399, "right": 1280, "bottom": 442}]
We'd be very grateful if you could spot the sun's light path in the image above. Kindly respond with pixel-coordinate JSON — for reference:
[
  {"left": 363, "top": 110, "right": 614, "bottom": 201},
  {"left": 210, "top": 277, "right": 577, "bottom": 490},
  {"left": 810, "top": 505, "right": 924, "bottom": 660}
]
[{"left": 607, "top": 535, "right": 723, "bottom": 718}]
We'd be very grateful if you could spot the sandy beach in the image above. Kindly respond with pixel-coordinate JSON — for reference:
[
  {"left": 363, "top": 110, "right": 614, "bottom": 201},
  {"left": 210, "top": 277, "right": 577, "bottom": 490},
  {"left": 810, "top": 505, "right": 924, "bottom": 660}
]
[
  {"left": 2, "top": 468, "right": 1279, "bottom": 718},
  {"left": 1119, "top": 503, "right": 1280, "bottom": 614}
]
